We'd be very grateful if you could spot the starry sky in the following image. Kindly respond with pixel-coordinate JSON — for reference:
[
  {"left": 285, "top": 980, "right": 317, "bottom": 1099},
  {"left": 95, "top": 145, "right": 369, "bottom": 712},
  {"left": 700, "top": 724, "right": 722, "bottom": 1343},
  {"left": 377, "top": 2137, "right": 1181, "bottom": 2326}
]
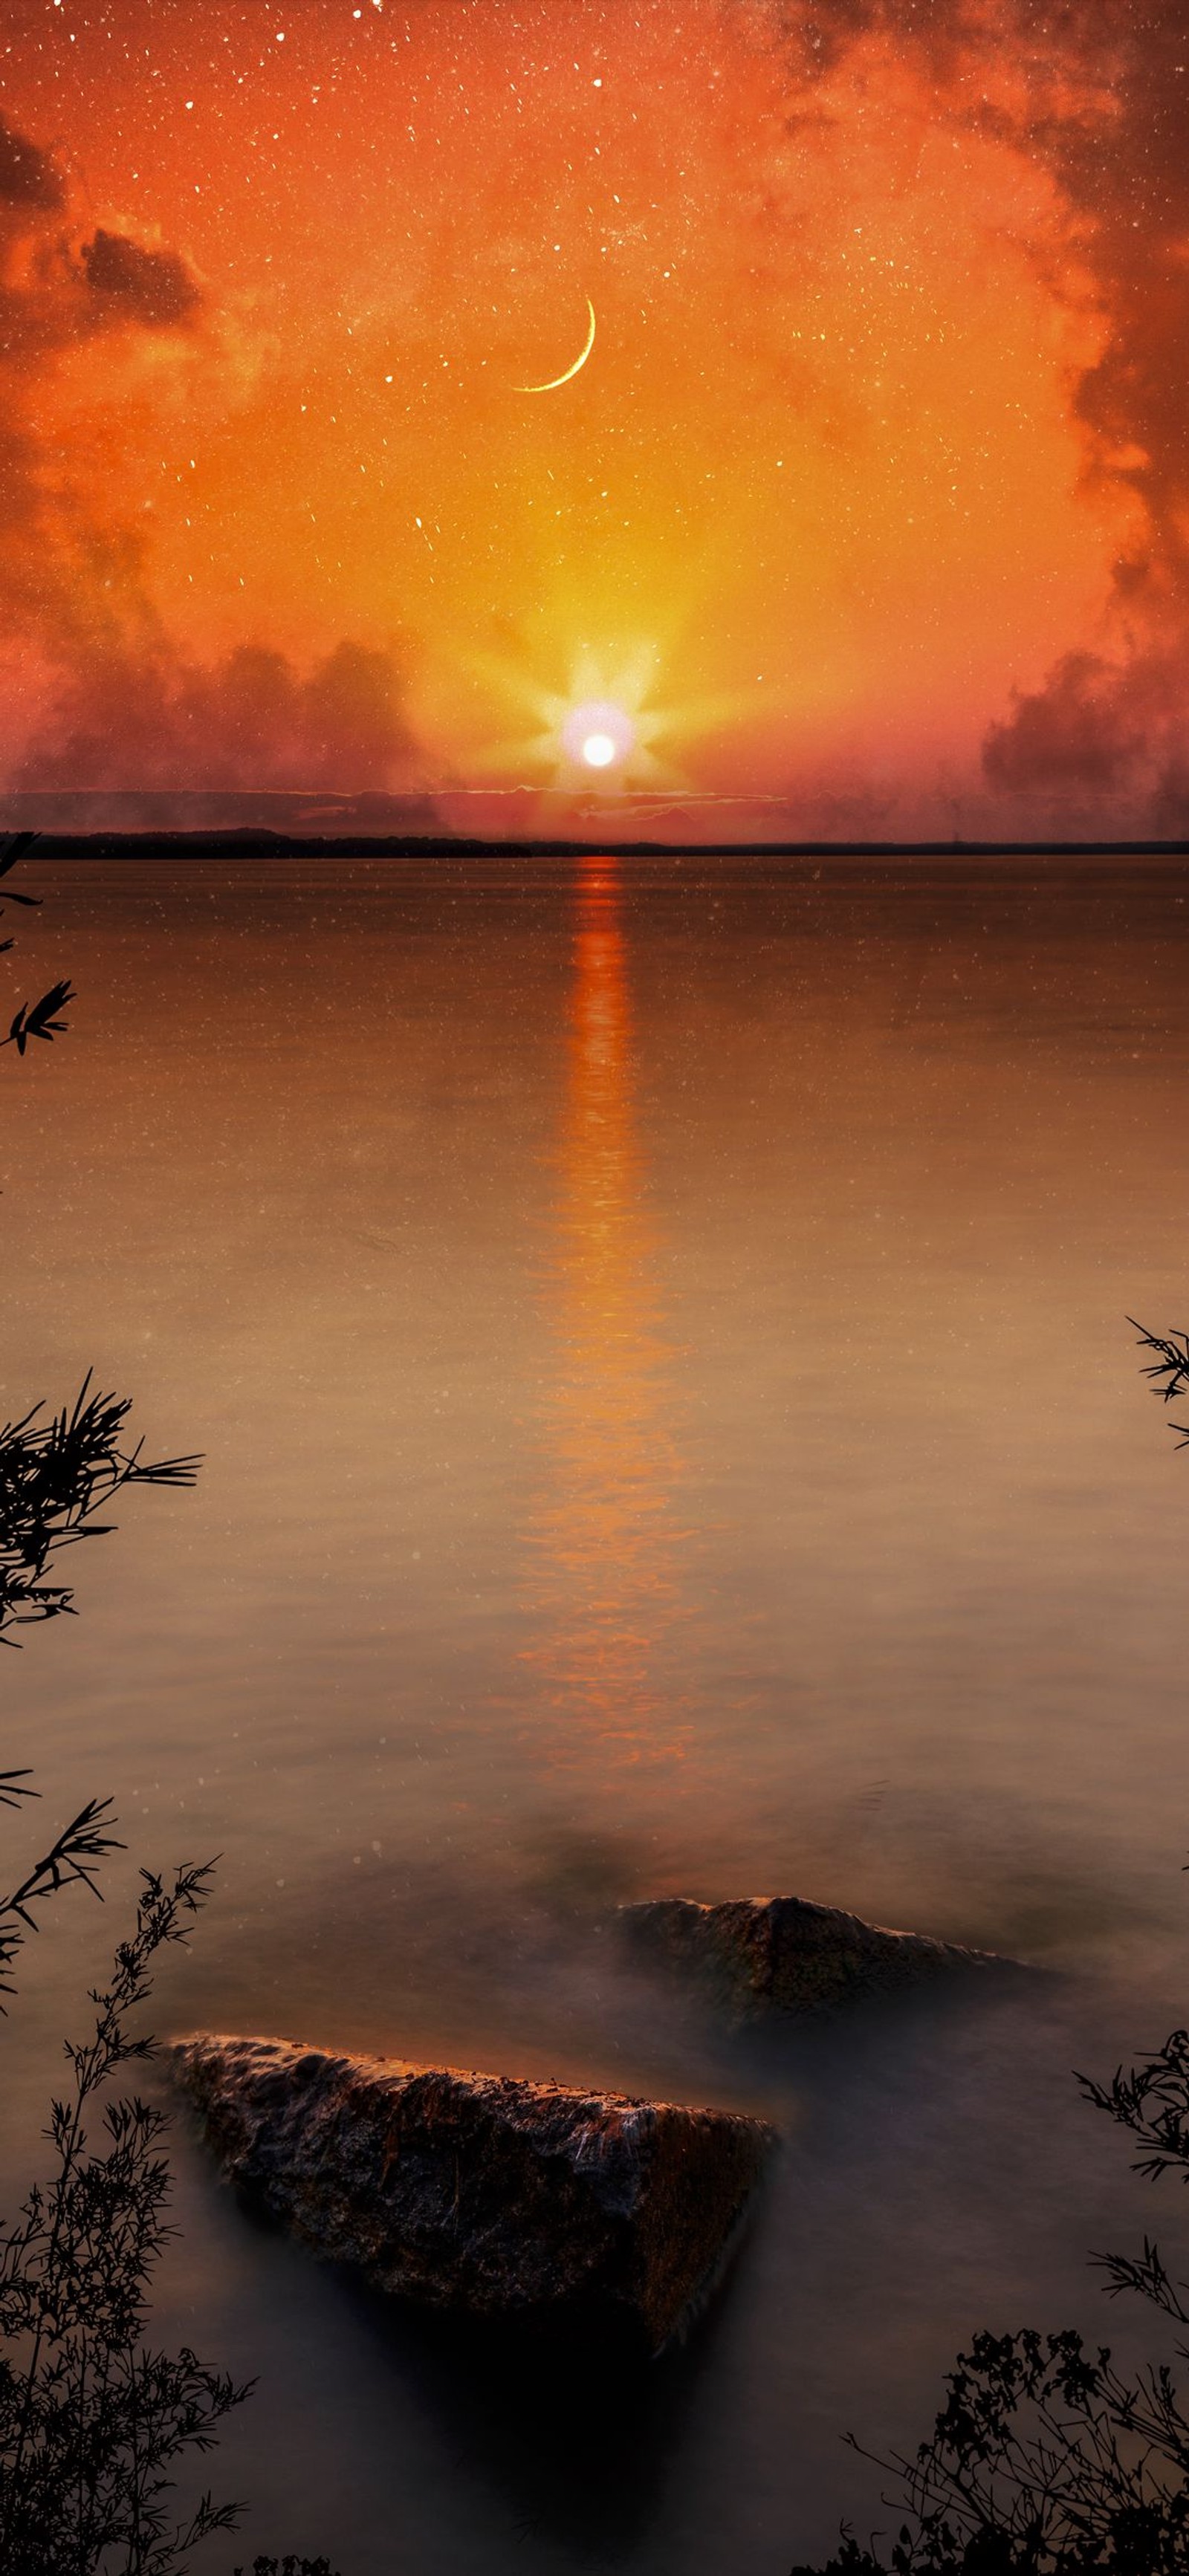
[{"left": 0, "top": 0, "right": 1186, "bottom": 835}]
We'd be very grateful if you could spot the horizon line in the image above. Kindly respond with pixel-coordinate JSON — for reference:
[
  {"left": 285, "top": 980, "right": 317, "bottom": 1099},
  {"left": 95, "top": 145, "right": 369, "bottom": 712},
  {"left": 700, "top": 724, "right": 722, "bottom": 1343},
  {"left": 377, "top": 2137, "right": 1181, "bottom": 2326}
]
[{"left": 13, "top": 832, "right": 1189, "bottom": 860}]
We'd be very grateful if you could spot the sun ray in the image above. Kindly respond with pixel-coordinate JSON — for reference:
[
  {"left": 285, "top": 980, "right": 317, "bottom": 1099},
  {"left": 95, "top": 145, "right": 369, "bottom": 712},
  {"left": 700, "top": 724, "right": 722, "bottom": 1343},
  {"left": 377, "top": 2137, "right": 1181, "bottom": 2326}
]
[{"left": 450, "top": 559, "right": 765, "bottom": 815}]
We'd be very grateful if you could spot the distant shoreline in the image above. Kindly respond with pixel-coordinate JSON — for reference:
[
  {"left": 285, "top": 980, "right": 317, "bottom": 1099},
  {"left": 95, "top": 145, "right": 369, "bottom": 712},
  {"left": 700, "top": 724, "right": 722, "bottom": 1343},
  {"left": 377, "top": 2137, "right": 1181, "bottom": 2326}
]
[{"left": 10, "top": 834, "right": 1189, "bottom": 861}]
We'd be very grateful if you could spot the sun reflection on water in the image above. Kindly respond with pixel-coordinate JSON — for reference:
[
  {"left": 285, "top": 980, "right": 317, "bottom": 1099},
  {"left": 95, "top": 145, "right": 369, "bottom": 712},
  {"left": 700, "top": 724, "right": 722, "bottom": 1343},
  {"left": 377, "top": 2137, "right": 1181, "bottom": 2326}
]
[{"left": 520, "top": 856, "right": 692, "bottom": 1768}]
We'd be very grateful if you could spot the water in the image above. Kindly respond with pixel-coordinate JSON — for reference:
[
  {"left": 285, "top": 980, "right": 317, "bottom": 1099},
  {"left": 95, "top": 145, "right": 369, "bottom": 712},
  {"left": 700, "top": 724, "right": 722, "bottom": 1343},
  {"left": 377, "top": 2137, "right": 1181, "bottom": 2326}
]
[{"left": 4, "top": 851, "right": 1189, "bottom": 2571}]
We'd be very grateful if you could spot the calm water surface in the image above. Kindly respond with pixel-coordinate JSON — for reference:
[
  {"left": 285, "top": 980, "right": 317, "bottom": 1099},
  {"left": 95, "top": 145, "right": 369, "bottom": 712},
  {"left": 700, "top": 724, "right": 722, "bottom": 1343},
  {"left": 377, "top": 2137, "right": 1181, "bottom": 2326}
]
[{"left": 4, "top": 853, "right": 1189, "bottom": 2572}]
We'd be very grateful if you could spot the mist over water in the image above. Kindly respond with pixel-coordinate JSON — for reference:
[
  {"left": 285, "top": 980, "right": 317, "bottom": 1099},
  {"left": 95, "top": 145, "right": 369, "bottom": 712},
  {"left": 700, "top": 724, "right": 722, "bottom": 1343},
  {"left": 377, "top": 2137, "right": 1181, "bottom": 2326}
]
[{"left": 4, "top": 853, "right": 1189, "bottom": 2571}]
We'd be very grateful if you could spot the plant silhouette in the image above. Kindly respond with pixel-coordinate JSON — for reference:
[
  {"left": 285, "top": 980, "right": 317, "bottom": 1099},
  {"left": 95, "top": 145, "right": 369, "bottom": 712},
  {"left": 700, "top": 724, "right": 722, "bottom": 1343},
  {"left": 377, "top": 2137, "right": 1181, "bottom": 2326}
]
[
  {"left": 0, "top": 844, "right": 343, "bottom": 2570},
  {"left": 3, "top": 976, "right": 76, "bottom": 1054},
  {"left": 0, "top": 1770, "right": 122, "bottom": 2008},
  {"left": 0, "top": 834, "right": 72, "bottom": 1044},
  {"left": 0, "top": 1861, "right": 252, "bottom": 2575},
  {"left": 792, "top": 1327, "right": 1189, "bottom": 2575},
  {"left": 0, "top": 1374, "right": 202, "bottom": 1645},
  {"left": 1130, "top": 1318, "right": 1189, "bottom": 1449}
]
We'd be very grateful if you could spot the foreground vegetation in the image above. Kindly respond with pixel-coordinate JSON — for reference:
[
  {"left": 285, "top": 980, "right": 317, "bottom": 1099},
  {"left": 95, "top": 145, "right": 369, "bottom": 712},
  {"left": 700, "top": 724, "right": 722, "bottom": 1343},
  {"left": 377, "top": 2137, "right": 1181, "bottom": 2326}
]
[
  {"left": 793, "top": 2043, "right": 1189, "bottom": 2573},
  {"left": 0, "top": 840, "right": 341, "bottom": 2572},
  {"left": 794, "top": 1320, "right": 1189, "bottom": 2576}
]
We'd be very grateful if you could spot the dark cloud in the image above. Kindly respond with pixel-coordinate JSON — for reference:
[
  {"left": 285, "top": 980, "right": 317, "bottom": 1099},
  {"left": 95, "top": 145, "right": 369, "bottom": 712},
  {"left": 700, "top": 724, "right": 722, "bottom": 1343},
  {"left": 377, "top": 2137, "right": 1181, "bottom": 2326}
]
[
  {"left": 785, "top": 0, "right": 1189, "bottom": 568},
  {"left": 1149, "top": 761, "right": 1189, "bottom": 834},
  {"left": 993, "top": 3, "right": 1189, "bottom": 820},
  {"left": 0, "top": 142, "right": 204, "bottom": 685},
  {"left": 981, "top": 635, "right": 1189, "bottom": 828},
  {"left": 0, "top": 113, "right": 65, "bottom": 212},
  {"left": 979, "top": 1, "right": 1189, "bottom": 819},
  {"left": 771, "top": 0, "right": 1189, "bottom": 819},
  {"left": 982, "top": 653, "right": 1144, "bottom": 797},
  {"left": 80, "top": 227, "right": 202, "bottom": 326},
  {"left": 19, "top": 639, "right": 420, "bottom": 793},
  {"left": 0, "top": 111, "right": 423, "bottom": 802},
  {"left": 0, "top": 111, "right": 202, "bottom": 386},
  {"left": 0, "top": 104, "right": 427, "bottom": 798}
]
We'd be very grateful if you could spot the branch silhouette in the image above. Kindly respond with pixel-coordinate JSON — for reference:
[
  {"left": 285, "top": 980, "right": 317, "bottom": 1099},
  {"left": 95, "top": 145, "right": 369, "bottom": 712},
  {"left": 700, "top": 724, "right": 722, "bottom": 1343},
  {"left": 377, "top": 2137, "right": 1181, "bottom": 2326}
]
[
  {"left": 0, "top": 1374, "right": 202, "bottom": 1644},
  {"left": 0, "top": 835, "right": 72, "bottom": 1053},
  {"left": 2, "top": 977, "right": 75, "bottom": 1055},
  {"left": 0, "top": 1858, "right": 252, "bottom": 2576},
  {"left": 1130, "top": 1317, "right": 1189, "bottom": 1447},
  {"left": 0, "top": 1784, "right": 123, "bottom": 2007}
]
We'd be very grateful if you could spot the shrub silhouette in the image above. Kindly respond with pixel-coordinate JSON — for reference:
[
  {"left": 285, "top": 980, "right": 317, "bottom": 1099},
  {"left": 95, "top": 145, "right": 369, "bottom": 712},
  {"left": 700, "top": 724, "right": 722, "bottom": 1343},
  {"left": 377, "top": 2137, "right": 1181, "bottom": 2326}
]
[
  {"left": 793, "top": 1326, "right": 1189, "bottom": 2575},
  {"left": 1, "top": 842, "right": 343, "bottom": 2570},
  {"left": 0, "top": 1860, "right": 251, "bottom": 2575}
]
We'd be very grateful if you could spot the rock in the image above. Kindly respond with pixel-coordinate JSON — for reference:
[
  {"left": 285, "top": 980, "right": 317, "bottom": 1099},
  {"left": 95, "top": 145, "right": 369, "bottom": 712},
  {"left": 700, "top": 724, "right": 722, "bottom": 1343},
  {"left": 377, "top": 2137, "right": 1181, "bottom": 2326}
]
[
  {"left": 618, "top": 1895, "right": 1017, "bottom": 2019},
  {"left": 170, "top": 2034, "right": 776, "bottom": 2355}
]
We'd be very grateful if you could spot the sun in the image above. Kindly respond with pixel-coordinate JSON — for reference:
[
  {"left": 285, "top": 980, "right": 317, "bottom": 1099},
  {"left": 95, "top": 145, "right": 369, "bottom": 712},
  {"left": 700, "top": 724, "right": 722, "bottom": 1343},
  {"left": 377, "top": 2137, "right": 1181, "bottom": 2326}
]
[
  {"left": 561, "top": 699, "right": 636, "bottom": 772},
  {"left": 466, "top": 643, "right": 684, "bottom": 799},
  {"left": 459, "top": 626, "right": 750, "bottom": 812}
]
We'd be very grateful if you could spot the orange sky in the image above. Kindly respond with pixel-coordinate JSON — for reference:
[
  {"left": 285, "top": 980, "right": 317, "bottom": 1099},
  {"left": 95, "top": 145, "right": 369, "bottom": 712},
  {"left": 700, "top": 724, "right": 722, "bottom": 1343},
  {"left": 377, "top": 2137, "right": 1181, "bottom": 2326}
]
[{"left": 0, "top": 0, "right": 1185, "bottom": 834}]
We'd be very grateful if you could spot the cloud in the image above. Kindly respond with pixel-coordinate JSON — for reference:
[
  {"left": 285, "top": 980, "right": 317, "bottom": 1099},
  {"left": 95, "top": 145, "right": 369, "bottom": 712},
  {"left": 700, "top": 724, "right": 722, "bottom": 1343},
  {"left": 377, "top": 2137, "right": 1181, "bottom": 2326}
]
[
  {"left": 0, "top": 112, "right": 206, "bottom": 655},
  {"left": 80, "top": 228, "right": 203, "bottom": 327},
  {"left": 972, "top": 1, "right": 1189, "bottom": 817},
  {"left": 765, "top": 0, "right": 1189, "bottom": 824},
  {"left": 982, "top": 653, "right": 1143, "bottom": 797},
  {"left": 0, "top": 116, "right": 204, "bottom": 365},
  {"left": 981, "top": 636, "right": 1189, "bottom": 829},
  {"left": 19, "top": 639, "right": 420, "bottom": 792},
  {"left": 791, "top": 0, "right": 1189, "bottom": 565},
  {"left": 0, "top": 114, "right": 65, "bottom": 212},
  {"left": 0, "top": 108, "right": 421, "bottom": 796}
]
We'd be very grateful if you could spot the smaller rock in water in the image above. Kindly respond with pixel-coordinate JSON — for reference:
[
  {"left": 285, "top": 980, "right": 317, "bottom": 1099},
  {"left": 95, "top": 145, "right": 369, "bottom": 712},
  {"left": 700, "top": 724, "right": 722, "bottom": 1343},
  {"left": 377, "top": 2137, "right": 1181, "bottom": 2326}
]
[
  {"left": 170, "top": 2034, "right": 776, "bottom": 2355},
  {"left": 618, "top": 1895, "right": 1017, "bottom": 2019}
]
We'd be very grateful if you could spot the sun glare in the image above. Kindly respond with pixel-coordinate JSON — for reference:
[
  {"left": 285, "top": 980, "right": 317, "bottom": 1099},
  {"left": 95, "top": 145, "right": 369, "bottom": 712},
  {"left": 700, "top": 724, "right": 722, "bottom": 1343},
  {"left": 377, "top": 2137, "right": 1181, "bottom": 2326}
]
[
  {"left": 461, "top": 635, "right": 747, "bottom": 812},
  {"left": 561, "top": 698, "right": 635, "bottom": 770}
]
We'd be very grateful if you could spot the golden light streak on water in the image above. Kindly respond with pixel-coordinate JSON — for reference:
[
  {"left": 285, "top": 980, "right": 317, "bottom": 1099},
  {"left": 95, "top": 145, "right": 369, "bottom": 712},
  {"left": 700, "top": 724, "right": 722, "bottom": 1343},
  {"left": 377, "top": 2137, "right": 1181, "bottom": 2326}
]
[{"left": 519, "top": 857, "right": 692, "bottom": 1768}]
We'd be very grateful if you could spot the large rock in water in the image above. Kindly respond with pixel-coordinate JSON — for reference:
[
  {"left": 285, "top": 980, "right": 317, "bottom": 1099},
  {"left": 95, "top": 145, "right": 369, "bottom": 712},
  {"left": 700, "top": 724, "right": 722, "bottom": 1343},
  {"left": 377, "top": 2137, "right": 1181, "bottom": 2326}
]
[
  {"left": 618, "top": 1895, "right": 1014, "bottom": 2019},
  {"left": 170, "top": 2034, "right": 776, "bottom": 2354}
]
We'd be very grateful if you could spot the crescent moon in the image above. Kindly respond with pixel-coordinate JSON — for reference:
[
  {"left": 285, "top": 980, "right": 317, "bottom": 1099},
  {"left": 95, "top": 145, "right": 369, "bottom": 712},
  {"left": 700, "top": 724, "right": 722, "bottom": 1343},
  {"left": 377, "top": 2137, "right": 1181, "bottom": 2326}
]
[{"left": 515, "top": 297, "right": 596, "bottom": 393}]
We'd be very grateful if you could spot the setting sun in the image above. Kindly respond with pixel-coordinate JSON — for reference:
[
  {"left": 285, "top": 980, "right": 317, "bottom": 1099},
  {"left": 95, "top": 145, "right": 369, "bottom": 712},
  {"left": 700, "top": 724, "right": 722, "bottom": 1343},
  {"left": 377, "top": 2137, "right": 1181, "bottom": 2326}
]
[{"left": 563, "top": 701, "right": 635, "bottom": 772}]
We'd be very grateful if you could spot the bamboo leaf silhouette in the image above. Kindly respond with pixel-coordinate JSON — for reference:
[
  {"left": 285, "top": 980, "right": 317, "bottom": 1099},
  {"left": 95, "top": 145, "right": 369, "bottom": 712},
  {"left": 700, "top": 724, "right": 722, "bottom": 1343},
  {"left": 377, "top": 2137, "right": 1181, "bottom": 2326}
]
[
  {"left": 234, "top": 2560, "right": 345, "bottom": 2574},
  {"left": 1130, "top": 1315, "right": 1189, "bottom": 1404},
  {"left": 0, "top": 1792, "right": 123, "bottom": 2003},
  {"left": 3, "top": 979, "right": 74, "bottom": 1056},
  {"left": 1129, "top": 1318, "right": 1189, "bottom": 1455},
  {"left": 0, "top": 1374, "right": 202, "bottom": 1642}
]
